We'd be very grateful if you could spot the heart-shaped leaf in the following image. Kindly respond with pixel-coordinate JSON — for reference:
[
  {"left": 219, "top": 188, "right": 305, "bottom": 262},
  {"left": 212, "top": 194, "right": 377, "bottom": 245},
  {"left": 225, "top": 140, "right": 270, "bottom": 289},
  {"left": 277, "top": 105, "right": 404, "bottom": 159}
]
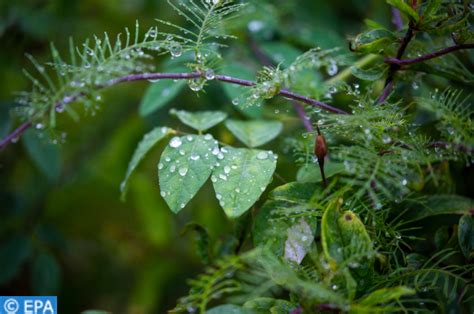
[
  {"left": 170, "top": 109, "right": 227, "bottom": 132},
  {"left": 225, "top": 119, "right": 283, "bottom": 148},
  {"left": 159, "top": 134, "right": 218, "bottom": 213},
  {"left": 212, "top": 147, "right": 277, "bottom": 218}
]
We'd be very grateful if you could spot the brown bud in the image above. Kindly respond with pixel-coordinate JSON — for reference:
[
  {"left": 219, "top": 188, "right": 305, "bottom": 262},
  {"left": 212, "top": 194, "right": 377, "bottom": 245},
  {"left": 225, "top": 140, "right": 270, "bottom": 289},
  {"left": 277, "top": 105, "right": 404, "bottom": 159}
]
[{"left": 315, "top": 134, "right": 328, "bottom": 160}]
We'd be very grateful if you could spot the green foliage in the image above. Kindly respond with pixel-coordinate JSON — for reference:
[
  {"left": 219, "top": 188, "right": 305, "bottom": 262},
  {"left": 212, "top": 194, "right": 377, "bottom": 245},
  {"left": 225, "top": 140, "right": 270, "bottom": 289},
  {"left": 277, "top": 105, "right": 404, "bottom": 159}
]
[
  {"left": 224, "top": 120, "right": 283, "bottom": 148},
  {"left": 1, "top": 0, "right": 474, "bottom": 313},
  {"left": 171, "top": 110, "right": 228, "bottom": 132},
  {"left": 211, "top": 147, "right": 277, "bottom": 218}
]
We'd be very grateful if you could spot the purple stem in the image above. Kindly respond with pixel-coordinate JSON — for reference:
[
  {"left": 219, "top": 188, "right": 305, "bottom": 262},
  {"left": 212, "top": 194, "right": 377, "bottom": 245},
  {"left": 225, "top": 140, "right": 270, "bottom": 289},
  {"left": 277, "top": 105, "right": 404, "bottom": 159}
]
[
  {"left": 0, "top": 72, "right": 347, "bottom": 151},
  {"left": 293, "top": 102, "right": 313, "bottom": 132},
  {"left": 385, "top": 43, "right": 474, "bottom": 66},
  {"left": 391, "top": 8, "right": 404, "bottom": 31}
]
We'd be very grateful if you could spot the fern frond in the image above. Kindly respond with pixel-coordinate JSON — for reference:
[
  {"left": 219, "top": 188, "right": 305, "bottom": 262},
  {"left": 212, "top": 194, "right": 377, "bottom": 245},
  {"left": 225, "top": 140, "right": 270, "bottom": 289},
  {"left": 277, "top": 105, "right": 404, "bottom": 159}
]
[
  {"left": 171, "top": 255, "right": 244, "bottom": 313},
  {"left": 157, "top": 0, "right": 244, "bottom": 66}
]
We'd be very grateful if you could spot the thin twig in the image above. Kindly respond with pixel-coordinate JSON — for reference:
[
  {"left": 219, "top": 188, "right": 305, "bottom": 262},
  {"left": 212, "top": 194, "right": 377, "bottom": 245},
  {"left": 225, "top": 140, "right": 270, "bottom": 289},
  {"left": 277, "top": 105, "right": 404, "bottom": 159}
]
[
  {"left": 377, "top": 24, "right": 415, "bottom": 103},
  {"left": 0, "top": 71, "right": 348, "bottom": 151},
  {"left": 385, "top": 43, "right": 474, "bottom": 66}
]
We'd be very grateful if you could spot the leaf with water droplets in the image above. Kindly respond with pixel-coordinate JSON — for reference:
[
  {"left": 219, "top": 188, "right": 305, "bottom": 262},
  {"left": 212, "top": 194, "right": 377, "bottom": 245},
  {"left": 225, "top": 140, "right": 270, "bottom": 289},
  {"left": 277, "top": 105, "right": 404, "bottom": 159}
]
[
  {"left": 225, "top": 119, "right": 283, "bottom": 148},
  {"left": 170, "top": 109, "right": 227, "bottom": 132},
  {"left": 212, "top": 147, "right": 277, "bottom": 218},
  {"left": 159, "top": 134, "right": 218, "bottom": 213},
  {"left": 121, "top": 127, "right": 172, "bottom": 200},
  {"left": 321, "top": 200, "right": 374, "bottom": 283},
  {"left": 284, "top": 218, "right": 314, "bottom": 264},
  {"left": 458, "top": 214, "right": 474, "bottom": 260}
]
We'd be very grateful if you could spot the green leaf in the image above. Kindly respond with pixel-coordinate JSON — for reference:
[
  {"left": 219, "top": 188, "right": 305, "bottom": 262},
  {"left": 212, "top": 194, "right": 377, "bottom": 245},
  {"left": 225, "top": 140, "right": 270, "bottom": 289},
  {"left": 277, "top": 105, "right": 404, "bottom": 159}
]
[
  {"left": 225, "top": 119, "right": 283, "bottom": 148},
  {"left": 350, "top": 29, "right": 396, "bottom": 54},
  {"left": 139, "top": 62, "right": 188, "bottom": 117},
  {"left": 206, "top": 305, "right": 255, "bottom": 314},
  {"left": 260, "top": 42, "right": 302, "bottom": 66},
  {"left": 296, "top": 161, "right": 345, "bottom": 183},
  {"left": 0, "top": 235, "right": 31, "bottom": 285},
  {"left": 139, "top": 80, "right": 186, "bottom": 117},
  {"left": 458, "top": 215, "right": 474, "bottom": 260},
  {"left": 321, "top": 200, "right": 374, "bottom": 279},
  {"left": 221, "top": 64, "right": 263, "bottom": 118},
  {"left": 159, "top": 134, "right": 218, "bottom": 213},
  {"left": 386, "top": 0, "right": 420, "bottom": 23},
  {"left": 212, "top": 147, "right": 277, "bottom": 218},
  {"left": 170, "top": 109, "right": 227, "bottom": 132},
  {"left": 284, "top": 218, "right": 314, "bottom": 264},
  {"left": 23, "top": 129, "right": 61, "bottom": 182},
  {"left": 270, "top": 181, "right": 320, "bottom": 203},
  {"left": 359, "top": 286, "right": 416, "bottom": 305},
  {"left": 351, "top": 65, "right": 388, "bottom": 81},
  {"left": 404, "top": 195, "right": 474, "bottom": 222},
  {"left": 121, "top": 127, "right": 172, "bottom": 200},
  {"left": 31, "top": 252, "right": 60, "bottom": 295}
]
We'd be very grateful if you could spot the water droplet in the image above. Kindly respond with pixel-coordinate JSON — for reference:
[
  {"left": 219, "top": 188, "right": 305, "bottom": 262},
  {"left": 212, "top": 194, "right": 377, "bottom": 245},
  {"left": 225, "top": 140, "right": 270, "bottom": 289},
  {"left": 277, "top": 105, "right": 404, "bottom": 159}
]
[
  {"left": 211, "top": 175, "right": 217, "bottom": 183},
  {"left": 160, "top": 191, "right": 166, "bottom": 197},
  {"left": 190, "top": 153, "right": 200, "bottom": 161},
  {"left": 169, "top": 42, "right": 183, "bottom": 57},
  {"left": 224, "top": 166, "right": 231, "bottom": 174},
  {"left": 216, "top": 193, "right": 222, "bottom": 200},
  {"left": 412, "top": 81, "right": 419, "bottom": 90},
  {"left": 158, "top": 163, "right": 164, "bottom": 170},
  {"left": 204, "top": 69, "right": 215, "bottom": 80},
  {"left": 247, "top": 20, "right": 265, "bottom": 33},
  {"left": 327, "top": 60, "right": 338, "bottom": 76},
  {"left": 170, "top": 165, "right": 176, "bottom": 173},
  {"left": 257, "top": 151, "right": 269, "bottom": 160},
  {"left": 169, "top": 137, "right": 182, "bottom": 148},
  {"left": 401, "top": 179, "right": 408, "bottom": 186},
  {"left": 35, "top": 123, "right": 45, "bottom": 130},
  {"left": 179, "top": 167, "right": 188, "bottom": 176},
  {"left": 204, "top": 134, "right": 213, "bottom": 140},
  {"left": 219, "top": 174, "right": 227, "bottom": 181},
  {"left": 382, "top": 134, "right": 392, "bottom": 144},
  {"left": 188, "top": 77, "right": 205, "bottom": 92}
]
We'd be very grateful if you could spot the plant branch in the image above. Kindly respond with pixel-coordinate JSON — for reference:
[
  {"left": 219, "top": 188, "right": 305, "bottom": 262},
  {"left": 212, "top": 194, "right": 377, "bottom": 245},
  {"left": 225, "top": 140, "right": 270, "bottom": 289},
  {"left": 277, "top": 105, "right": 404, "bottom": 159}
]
[
  {"left": 385, "top": 43, "right": 474, "bottom": 66},
  {"left": 0, "top": 71, "right": 348, "bottom": 151},
  {"left": 246, "top": 34, "right": 314, "bottom": 131},
  {"left": 377, "top": 24, "right": 415, "bottom": 103}
]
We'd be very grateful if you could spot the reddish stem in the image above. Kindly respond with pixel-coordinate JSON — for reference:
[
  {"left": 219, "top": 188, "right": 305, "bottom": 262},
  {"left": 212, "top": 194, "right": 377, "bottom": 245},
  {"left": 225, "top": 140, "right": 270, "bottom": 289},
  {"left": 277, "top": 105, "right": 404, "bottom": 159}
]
[{"left": 385, "top": 43, "right": 474, "bottom": 66}]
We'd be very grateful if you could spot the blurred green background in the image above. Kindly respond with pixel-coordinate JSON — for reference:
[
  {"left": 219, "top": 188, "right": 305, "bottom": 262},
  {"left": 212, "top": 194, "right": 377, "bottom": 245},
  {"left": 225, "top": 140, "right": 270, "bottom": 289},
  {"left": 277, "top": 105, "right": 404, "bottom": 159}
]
[{"left": 0, "top": 0, "right": 394, "bottom": 313}]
